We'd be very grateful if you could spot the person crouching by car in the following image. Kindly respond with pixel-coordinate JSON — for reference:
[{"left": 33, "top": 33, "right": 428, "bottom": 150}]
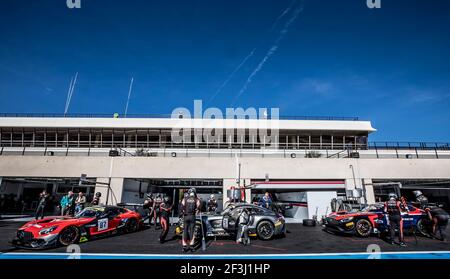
[
  {"left": 159, "top": 195, "right": 172, "bottom": 243},
  {"left": 181, "top": 188, "right": 201, "bottom": 252},
  {"left": 425, "top": 205, "right": 449, "bottom": 241},
  {"left": 236, "top": 208, "right": 253, "bottom": 245},
  {"left": 384, "top": 193, "right": 406, "bottom": 247},
  {"left": 35, "top": 190, "right": 49, "bottom": 220},
  {"left": 60, "top": 191, "right": 74, "bottom": 216},
  {"left": 75, "top": 192, "right": 86, "bottom": 214}
]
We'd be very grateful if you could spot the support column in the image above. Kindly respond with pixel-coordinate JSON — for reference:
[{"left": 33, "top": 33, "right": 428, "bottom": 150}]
[
  {"left": 95, "top": 177, "right": 124, "bottom": 206},
  {"left": 363, "top": 178, "right": 376, "bottom": 204}
]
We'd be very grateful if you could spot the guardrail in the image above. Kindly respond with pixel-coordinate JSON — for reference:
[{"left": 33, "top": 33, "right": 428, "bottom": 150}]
[
  {"left": 0, "top": 113, "right": 360, "bottom": 121},
  {"left": 1, "top": 146, "right": 450, "bottom": 159}
]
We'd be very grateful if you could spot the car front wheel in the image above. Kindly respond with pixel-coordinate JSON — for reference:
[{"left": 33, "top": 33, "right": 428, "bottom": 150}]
[
  {"left": 124, "top": 218, "right": 138, "bottom": 233},
  {"left": 355, "top": 219, "right": 372, "bottom": 237},
  {"left": 257, "top": 221, "right": 275, "bottom": 240},
  {"left": 58, "top": 226, "right": 80, "bottom": 246}
]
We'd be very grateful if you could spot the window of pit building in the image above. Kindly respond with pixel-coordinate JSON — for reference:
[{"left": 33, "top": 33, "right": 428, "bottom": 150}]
[
  {"left": 102, "top": 129, "right": 113, "bottom": 148},
  {"left": 333, "top": 135, "right": 344, "bottom": 149},
  {"left": 34, "top": 129, "right": 46, "bottom": 147},
  {"left": 79, "top": 129, "right": 90, "bottom": 148},
  {"left": 322, "top": 135, "right": 332, "bottom": 149}
]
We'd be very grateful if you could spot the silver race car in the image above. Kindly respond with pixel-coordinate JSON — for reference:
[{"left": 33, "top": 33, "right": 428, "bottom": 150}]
[{"left": 176, "top": 203, "right": 286, "bottom": 241}]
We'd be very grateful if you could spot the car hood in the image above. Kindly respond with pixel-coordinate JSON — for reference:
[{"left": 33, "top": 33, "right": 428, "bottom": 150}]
[{"left": 20, "top": 216, "right": 93, "bottom": 230}]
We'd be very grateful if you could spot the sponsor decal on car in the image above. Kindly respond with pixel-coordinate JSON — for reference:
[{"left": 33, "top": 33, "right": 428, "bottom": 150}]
[{"left": 97, "top": 218, "right": 108, "bottom": 231}]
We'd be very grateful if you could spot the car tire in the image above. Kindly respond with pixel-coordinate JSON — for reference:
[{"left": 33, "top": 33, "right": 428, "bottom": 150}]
[
  {"left": 124, "top": 218, "right": 138, "bottom": 233},
  {"left": 416, "top": 218, "right": 432, "bottom": 237},
  {"left": 58, "top": 226, "right": 80, "bottom": 246},
  {"left": 355, "top": 219, "right": 372, "bottom": 237},
  {"left": 257, "top": 220, "right": 275, "bottom": 240},
  {"left": 303, "top": 219, "right": 316, "bottom": 227}
]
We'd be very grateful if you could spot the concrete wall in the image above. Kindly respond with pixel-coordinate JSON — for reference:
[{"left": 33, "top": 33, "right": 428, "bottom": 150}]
[{"left": 1, "top": 156, "right": 450, "bottom": 180}]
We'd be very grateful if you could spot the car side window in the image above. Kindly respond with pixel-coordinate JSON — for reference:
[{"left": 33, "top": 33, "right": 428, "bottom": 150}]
[{"left": 231, "top": 208, "right": 243, "bottom": 219}]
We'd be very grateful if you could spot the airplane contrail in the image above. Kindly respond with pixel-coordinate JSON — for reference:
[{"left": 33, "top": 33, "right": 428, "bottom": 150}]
[
  {"left": 269, "top": 0, "right": 298, "bottom": 32},
  {"left": 64, "top": 72, "right": 78, "bottom": 115},
  {"left": 232, "top": 3, "right": 304, "bottom": 105},
  {"left": 207, "top": 48, "right": 256, "bottom": 105}
]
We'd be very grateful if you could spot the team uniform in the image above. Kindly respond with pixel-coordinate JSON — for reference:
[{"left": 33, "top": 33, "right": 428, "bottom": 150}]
[
  {"left": 159, "top": 198, "right": 172, "bottom": 243},
  {"left": 384, "top": 196, "right": 406, "bottom": 246},
  {"left": 181, "top": 190, "right": 201, "bottom": 252}
]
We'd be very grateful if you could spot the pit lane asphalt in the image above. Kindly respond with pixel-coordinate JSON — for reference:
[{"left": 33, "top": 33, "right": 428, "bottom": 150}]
[{"left": 1, "top": 221, "right": 449, "bottom": 254}]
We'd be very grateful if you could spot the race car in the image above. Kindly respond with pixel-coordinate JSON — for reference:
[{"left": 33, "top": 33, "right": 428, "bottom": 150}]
[
  {"left": 323, "top": 203, "right": 430, "bottom": 237},
  {"left": 12, "top": 205, "right": 143, "bottom": 249},
  {"left": 175, "top": 203, "right": 286, "bottom": 243}
]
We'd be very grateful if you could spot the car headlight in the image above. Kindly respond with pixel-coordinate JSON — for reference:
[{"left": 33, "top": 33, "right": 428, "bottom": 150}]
[
  {"left": 340, "top": 217, "right": 354, "bottom": 223},
  {"left": 39, "top": 226, "right": 58, "bottom": 235}
]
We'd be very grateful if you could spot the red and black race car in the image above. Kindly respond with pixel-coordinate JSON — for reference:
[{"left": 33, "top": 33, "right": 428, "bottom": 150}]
[
  {"left": 12, "top": 205, "right": 143, "bottom": 249},
  {"left": 323, "top": 203, "right": 430, "bottom": 237}
]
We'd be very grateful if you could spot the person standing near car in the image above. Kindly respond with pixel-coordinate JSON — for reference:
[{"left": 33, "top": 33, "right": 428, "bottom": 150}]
[
  {"left": 259, "top": 192, "right": 273, "bottom": 210},
  {"left": 143, "top": 193, "right": 154, "bottom": 226},
  {"left": 35, "top": 190, "right": 49, "bottom": 220},
  {"left": 60, "top": 191, "right": 74, "bottom": 216},
  {"left": 384, "top": 193, "right": 406, "bottom": 247},
  {"left": 153, "top": 194, "right": 163, "bottom": 229},
  {"left": 74, "top": 192, "right": 86, "bottom": 214},
  {"left": 91, "top": 192, "right": 101, "bottom": 206},
  {"left": 181, "top": 188, "right": 201, "bottom": 252},
  {"left": 207, "top": 194, "right": 218, "bottom": 213},
  {"left": 159, "top": 195, "right": 172, "bottom": 243}
]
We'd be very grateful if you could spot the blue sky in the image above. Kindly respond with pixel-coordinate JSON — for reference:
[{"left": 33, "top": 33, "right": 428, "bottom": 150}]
[{"left": 0, "top": 0, "right": 449, "bottom": 142}]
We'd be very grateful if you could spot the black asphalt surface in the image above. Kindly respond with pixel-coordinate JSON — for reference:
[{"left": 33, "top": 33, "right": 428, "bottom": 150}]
[{"left": 1, "top": 221, "right": 449, "bottom": 254}]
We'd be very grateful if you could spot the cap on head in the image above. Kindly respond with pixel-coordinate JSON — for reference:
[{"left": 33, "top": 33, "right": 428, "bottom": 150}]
[
  {"left": 413, "top": 190, "right": 423, "bottom": 197},
  {"left": 388, "top": 193, "right": 398, "bottom": 199}
]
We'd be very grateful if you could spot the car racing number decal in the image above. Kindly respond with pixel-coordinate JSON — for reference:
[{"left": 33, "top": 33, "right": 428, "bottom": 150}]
[
  {"left": 223, "top": 217, "right": 229, "bottom": 229},
  {"left": 98, "top": 218, "right": 109, "bottom": 231}
]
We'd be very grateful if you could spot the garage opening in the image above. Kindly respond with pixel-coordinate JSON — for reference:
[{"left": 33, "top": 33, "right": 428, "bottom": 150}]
[
  {"left": 0, "top": 177, "right": 95, "bottom": 215},
  {"left": 373, "top": 179, "right": 450, "bottom": 211},
  {"left": 122, "top": 178, "right": 223, "bottom": 217},
  {"left": 248, "top": 180, "right": 346, "bottom": 223}
]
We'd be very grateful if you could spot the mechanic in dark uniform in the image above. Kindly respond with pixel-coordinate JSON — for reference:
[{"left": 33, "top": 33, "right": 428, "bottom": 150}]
[
  {"left": 35, "top": 190, "right": 49, "bottom": 220},
  {"left": 425, "top": 205, "right": 449, "bottom": 241},
  {"left": 143, "top": 193, "right": 154, "bottom": 226},
  {"left": 207, "top": 194, "right": 218, "bottom": 213},
  {"left": 159, "top": 195, "right": 172, "bottom": 243},
  {"left": 153, "top": 194, "right": 163, "bottom": 229},
  {"left": 384, "top": 193, "right": 406, "bottom": 247},
  {"left": 181, "top": 188, "right": 201, "bottom": 252},
  {"left": 91, "top": 192, "right": 101, "bottom": 206}
]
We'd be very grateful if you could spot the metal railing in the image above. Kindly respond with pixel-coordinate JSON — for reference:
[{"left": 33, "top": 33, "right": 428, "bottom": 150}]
[
  {"left": 1, "top": 144, "right": 450, "bottom": 159},
  {"left": 0, "top": 113, "right": 360, "bottom": 121}
]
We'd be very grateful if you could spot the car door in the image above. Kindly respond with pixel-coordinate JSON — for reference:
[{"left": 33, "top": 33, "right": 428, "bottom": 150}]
[
  {"left": 222, "top": 207, "right": 243, "bottom": 233},
  {"left": 91, "top": 208, "right": 122, "bottom": 235}
]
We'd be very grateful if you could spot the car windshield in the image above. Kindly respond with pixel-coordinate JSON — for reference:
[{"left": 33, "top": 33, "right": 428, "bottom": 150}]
[
  {"left": 360, "top": 204, "right": 383, "bottom": 212},
  {"left": 76, "top": 207, "right": 104, "bottom": 218}
]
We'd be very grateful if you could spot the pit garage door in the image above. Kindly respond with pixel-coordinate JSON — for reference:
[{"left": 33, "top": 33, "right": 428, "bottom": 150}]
[{"left": 249, "top": 181, "right": 345, "bottom": 222}]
